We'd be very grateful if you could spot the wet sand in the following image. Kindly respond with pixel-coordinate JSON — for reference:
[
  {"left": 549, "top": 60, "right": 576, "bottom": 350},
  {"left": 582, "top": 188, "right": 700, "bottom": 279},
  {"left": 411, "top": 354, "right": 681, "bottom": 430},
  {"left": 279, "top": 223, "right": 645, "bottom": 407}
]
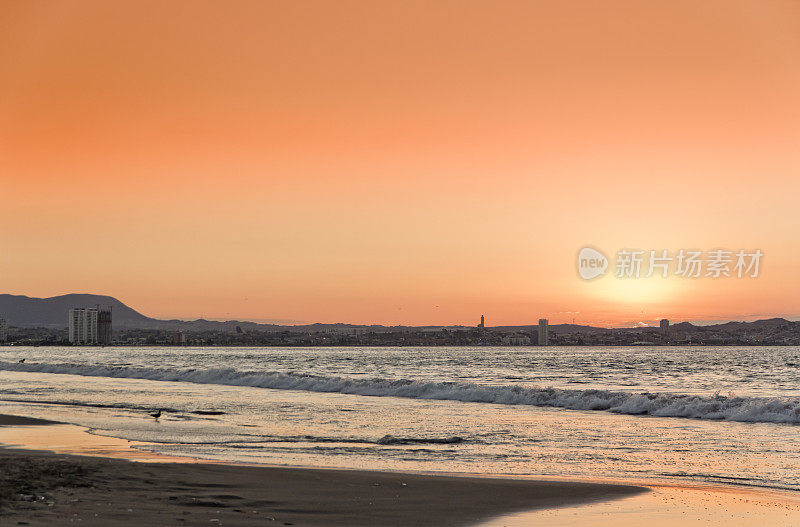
[
  {"left": 483, "top": 484, "right": 800, "bottom": 526},
  {"left": 0, "top": 414, "right": 61, "bottom": 426},
  {"left": 0, "top": 414, "right": 645, "bottom": 526}
]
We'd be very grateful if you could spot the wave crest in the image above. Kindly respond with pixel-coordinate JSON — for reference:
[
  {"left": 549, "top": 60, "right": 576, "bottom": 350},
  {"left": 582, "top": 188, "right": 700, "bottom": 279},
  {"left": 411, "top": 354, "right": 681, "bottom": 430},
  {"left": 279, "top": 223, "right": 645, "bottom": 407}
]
[{"left": 2, "top": 361, "right": 799, "bottom": 425}]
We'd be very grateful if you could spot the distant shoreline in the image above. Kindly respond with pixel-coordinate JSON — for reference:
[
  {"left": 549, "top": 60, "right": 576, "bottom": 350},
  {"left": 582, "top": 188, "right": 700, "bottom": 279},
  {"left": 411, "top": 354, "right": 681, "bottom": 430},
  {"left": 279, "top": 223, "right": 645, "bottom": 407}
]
[
  {"left": 2, "top": 294, "right": 799, "bottom": 345},
  {"left": 3, "top": 343, "right": 800, "bottom": 348}
]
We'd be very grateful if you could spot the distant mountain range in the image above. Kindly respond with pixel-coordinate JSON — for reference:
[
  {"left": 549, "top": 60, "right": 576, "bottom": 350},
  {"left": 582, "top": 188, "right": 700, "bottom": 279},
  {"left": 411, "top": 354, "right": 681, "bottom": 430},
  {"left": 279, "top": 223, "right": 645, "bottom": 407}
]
[
  {"left": 0, "top": 293, "right": 472, "bottom": 332},
  {"left": 0, "top": 293, "right": 796, "bottom": 335},
  {"left": 0, "top": 294, "right": 151, "bottom": 328},
  {"left": 0, "top": 294, "right": 229, "bottom": 330}
]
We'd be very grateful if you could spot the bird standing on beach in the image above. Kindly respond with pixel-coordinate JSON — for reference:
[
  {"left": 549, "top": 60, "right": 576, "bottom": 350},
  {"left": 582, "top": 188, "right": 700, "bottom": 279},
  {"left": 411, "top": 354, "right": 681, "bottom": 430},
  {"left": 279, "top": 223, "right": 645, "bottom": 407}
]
[{"left": 149, "top": 409, "right": 162, "bottom": 419}]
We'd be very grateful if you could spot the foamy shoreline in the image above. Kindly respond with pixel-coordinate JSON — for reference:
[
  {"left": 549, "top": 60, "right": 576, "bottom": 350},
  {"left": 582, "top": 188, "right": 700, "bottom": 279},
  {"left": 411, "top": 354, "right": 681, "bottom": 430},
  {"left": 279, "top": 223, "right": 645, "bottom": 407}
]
[{"left": 5, "top": 359, "right": 799, "bottom": 424}]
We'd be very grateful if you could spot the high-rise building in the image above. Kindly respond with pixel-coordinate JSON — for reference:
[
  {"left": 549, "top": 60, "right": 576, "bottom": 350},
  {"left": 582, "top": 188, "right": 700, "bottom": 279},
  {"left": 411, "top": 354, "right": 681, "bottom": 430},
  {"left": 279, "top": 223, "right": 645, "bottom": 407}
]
[
  {"left": 478, "top": 315, "right": 485, "bottom": 328},
  {"left": 538, "top": 318, "right": 549, "bottom": 346},
  {"left": 98, "top": 308, "right": 113, "bottom": 345},
  {"left": 69, "top": 308, "right": 112, "bottom": 345},
  {"left": 660, "top": 318, "right": 669, "bottom": 336},
  {"left": 69, "top": 308, "right": 98, "bottom": 345},
  {"left": 0, "top": 318, "right": 7, "bottom": 342}
]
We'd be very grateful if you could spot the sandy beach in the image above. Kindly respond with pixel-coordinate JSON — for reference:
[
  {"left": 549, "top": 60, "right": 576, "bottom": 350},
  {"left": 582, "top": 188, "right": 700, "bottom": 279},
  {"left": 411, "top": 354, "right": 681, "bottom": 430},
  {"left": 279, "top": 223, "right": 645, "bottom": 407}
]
[
  {"left": 0, "top": 414, "right": 646, "bottom": 526},
  {"left": 3, "top": 415, "right": 800, "bottom": 527}
]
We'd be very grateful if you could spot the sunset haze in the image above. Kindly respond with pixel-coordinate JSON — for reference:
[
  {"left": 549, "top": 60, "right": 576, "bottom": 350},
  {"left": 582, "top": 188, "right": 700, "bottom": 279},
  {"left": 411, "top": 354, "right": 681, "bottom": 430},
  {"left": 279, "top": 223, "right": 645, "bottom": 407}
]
[{"left": 2, "top": 0, "right": 799, "bottom": 326}]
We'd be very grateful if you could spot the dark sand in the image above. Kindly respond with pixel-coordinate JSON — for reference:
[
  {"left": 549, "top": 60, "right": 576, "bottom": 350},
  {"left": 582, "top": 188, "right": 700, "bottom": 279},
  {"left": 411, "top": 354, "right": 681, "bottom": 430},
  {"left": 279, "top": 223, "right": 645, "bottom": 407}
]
[
  {"left": 0, "top": 414, "right": 646, "bottom": 526},
  {"left": 0, "top": 415, "right": 61, "bottom": 426}
]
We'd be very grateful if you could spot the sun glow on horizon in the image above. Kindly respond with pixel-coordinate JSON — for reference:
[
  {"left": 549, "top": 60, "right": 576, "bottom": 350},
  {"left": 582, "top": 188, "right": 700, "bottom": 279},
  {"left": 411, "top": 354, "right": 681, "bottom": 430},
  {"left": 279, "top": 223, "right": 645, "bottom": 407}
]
[{"left": 584, "top": 275, "right": 685, "bottom": 307}]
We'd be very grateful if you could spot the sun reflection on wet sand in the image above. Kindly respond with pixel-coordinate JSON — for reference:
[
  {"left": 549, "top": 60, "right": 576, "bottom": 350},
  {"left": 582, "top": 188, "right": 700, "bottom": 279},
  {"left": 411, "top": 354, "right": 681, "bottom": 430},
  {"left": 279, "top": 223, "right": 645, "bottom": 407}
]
[
  {"left": 482, "top": 485, "right": 800, "bottom": 526},
  {"left": 0, "top": 424, "right": 196, "bottom": 463}
]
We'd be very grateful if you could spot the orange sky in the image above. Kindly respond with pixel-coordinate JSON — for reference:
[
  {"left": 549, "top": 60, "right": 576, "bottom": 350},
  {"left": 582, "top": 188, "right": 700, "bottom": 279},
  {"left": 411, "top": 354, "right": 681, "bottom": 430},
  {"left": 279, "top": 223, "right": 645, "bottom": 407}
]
[{"left": 1, "top": 1, "right": 799, "bottom": 326}]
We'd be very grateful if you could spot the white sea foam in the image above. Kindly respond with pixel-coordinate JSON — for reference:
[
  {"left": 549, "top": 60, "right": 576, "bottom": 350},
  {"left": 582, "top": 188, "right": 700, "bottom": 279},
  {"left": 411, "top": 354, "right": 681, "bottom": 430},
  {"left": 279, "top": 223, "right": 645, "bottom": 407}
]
[{"left": 2, "top": 361, "right": 799, "bottom": 424}]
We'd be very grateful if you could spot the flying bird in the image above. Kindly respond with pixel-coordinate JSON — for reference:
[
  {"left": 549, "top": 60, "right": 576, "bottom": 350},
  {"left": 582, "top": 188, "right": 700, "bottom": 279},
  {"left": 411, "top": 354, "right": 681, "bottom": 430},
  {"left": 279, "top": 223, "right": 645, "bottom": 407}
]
[{"left": 149, "top": 409, "right": 162, "bottom": 419}]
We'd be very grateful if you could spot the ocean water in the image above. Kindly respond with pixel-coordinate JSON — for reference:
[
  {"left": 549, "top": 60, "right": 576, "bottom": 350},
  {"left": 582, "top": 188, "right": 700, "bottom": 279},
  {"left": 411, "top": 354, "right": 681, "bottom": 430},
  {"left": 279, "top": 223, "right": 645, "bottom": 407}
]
[{"left": 1, "top": 346, "right": 799, "bottom": 491}]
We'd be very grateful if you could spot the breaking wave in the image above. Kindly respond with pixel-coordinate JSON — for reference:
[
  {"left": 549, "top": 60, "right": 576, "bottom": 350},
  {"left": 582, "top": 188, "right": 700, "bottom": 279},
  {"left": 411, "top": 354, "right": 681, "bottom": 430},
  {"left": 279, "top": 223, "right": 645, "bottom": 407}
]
[{"left": 2, "top": 361, "right": 799, "bottom": 425}]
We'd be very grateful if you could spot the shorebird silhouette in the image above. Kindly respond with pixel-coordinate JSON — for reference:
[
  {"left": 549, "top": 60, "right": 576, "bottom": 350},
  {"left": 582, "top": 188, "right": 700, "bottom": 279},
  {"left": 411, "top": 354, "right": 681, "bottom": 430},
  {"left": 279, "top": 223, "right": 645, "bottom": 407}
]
[
  {"left": 149, "top": 409, "right": 162, "bottom": 419},
  {"left": 18, "top": 358, "right": 25, "bottom": 363}
]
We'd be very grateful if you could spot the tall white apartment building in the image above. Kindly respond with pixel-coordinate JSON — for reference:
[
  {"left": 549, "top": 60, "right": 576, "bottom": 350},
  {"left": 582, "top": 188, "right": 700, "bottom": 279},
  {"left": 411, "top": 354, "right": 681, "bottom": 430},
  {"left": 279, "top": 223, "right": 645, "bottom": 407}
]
[{"left": 69, "top": 308, "right": 99, "bottom": 345}]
